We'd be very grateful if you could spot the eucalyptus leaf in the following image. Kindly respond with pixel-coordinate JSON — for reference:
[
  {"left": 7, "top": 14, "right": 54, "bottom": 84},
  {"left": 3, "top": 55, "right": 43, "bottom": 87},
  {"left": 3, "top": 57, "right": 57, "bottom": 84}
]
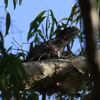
[
  {"left": 28, "top": 14, "right": 45, "bottom": 41},
  {"left": 38, "top": 29, "right": 45, "bottom": 42},
  {"left": 5, "top": 12, "right": 11, "bottom": 36},
  {"left": 28, "top": 11, "right": 46, "bottom": 34},
  {"left": 27, "top": 31, "right": 36, "bottom": 41},
  {"left": 4, "top": 0, "right": 8, "bottom": 8},
  {"left": 50, "top": 9, "right": 58, "bottom": 26},
  {"left": 13, "top": 0, "right": 16, "bottom": 9}
]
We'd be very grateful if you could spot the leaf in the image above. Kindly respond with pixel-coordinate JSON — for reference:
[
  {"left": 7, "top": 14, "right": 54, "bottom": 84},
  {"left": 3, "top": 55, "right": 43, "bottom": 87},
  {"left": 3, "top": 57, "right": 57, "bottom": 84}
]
[
  {"left": 28, "top": 92, "right": 39, "bottom": 100},
  {"left": 61, "top": 22, "right": 67, "bottom": 28},
  {"left": 0, "top": 54, "right": 27, "bottom": 90},
  {"left": 27, "top": 31, "right": 36, "bottom": 41},
  {"left": 50, "top": 9, "right": 58, "bottom": 26},
  {"left": 5, "top": 12, "right": 11, "bottom": 36},
  {"left": 0, "top": 32, "right": 6, "bottom": 55},
  {"left": 49, "top": 23, "right": 54, "bottom": 39},
  {"left": 4, "top": 0, "right": 8, "bottom": 8},
  {"left": 27, "top": 16, "right": 45, "bottom": 41},
  {"left": 13, "top": 0, "right": 16, "bottom": 9},
  {"left": 49, "top": 16, "right": 54, "bottom": 39},
  {"left": 19, "top": 0, "right": 22, "bottom": 5},
  {"left": 6, "top": 46, "right": 13, "bottom": 53},
  {"left": 34, "top": 34, "right": 39, "bottom": 43},
  {"left": 45, "top": 11, "right": 51, "bottom": 40},
  {"left": 0, "top": 31, "right": 4, "bottom": 47},
  {"left": 17, "top": 52, "right": 26, "bottom": 60},
  {"left": 28, "top": 11, "right": 46, "bottom": 34},
  {"left": 60, "top": 18, "right": 69, "bottom": 21},
  {"left": 49, "top": 9, "right": 58, "bottom": 38},
  {"left": 27, "top": 11, "right": 46, "bottom": 41},
  {"left": 71, "top": 4, "right": 77, "bottom": 14},
  {"left": 75, "top": 15, "right": 81, "bottom": 24},
  {"left": 29, "top": 41, "right": 34, "bottom": 51},
  {"left": 38, "top": 30, "right": 45, "bottom": 41}
]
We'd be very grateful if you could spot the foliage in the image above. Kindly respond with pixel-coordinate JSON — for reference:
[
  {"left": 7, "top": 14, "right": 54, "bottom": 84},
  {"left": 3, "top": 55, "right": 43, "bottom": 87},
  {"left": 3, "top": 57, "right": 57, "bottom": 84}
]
[
  {"left": 0, "top": 1, "right": 85, "bottom": 100},
  {"left": 4, "top": 0, "right": 22, "bottom": 9},
  {"left": 27, "top": 10, "right": 59, "bottom": 43},
  {"left": 27, "top": 7, "right": 84, "bottom": 56},
  {"left": 0, "top": 0, "right": 99, "bottom": 100}
]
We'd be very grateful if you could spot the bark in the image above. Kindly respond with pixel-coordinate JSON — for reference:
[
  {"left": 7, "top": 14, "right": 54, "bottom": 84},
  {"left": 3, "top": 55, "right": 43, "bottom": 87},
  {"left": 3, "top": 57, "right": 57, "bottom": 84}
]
[
  {"left": 78, "top": 0, "right": 100, "bottom": 99},
  {"left": 23, "top": 57, "right": 89, "bottom": 95}
]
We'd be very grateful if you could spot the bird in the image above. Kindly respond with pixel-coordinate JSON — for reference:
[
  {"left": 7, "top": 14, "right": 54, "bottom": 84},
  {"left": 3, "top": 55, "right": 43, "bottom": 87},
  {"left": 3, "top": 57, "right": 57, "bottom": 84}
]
[{"left": 26, "top": 26, "right": 80, "bottom": 61}]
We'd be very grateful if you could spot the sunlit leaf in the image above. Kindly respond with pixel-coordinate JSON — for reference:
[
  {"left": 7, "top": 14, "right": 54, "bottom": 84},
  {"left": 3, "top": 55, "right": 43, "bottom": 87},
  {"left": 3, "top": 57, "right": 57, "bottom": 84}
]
[
  {"left": 61, "top": 22, "right": 67, "bottom": 28},
  {"left": 5, "top": 12, "right": 11, "bottom": 36},
  {"left": 71, "top": 4, "right": 77, "bottom": 14}
]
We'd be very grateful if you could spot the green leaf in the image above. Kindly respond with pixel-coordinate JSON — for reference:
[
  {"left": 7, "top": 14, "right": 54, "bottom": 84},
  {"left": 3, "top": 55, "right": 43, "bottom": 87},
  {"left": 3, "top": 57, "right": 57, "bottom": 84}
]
[
  {"left": 13, "top": 0, "right": 16, "bottom": 9},
  {"left": 52, "top": 25, "right": 61, "bottom": 37},
  {"left": 49, "top": 9, "right": 58, "bottom": 38},
  {"left": 75, "top": 15, "right": 81, "bottom": 24},
  {"left": 0, "top": 32, "right": 6, "bottom": 55},
  {"left": 49, "top": 16, "right": 54, "bottom": 39},
  {"left": 61, "top": 22, "right": 67, "bottom": 28},
  {"left": 71, "top": 4, "right": 77, "bottom": 14},
  {"left": 34, "top": 34, "right": 39, "bottom": 43},
  {"left": 45, "top": 11, "right": 51, "bottom": 39},
  {"left": 0, "top": 31, "right": 4, "bottom": 47},
  {"left": 50, "top": 9, "right": 58, "bottom": 26},
  {"left": 60, "top": 18, "right": 69, "bottom": 21},
  {"left": 5, "top": 12, "right": 11, "bottom": 36},
  {"left": 49, "top": 23, "right": 54, "bottom": 39},
  {"left": 4, "top": 0, "right": 8, "bottom": 8},
  {"left": 0, "top": 54, "right": 27, "bottom": 90},
  {"left": 27, "top": 16, "right": 45, "bottom": 41},
  {"left": 29, "top": 41, "right": 34, "bottom": 50},
  {"left": 38, "top": 30, "right": 45, "bottom": 41},
  {"left": 27, "top": 31, "right": 36, "bottom": 41},
  {"left": 28, "top": 11, "right": 46, "bottom": 34},
  {"left": 17, "top": 52, "right": 26, "bottom": 60},
  {"left": 6, "top": 46, "right": 13, "bottom": 53},
  {"left": 28, "top": 92, "right": 39, "bottom": 100}
]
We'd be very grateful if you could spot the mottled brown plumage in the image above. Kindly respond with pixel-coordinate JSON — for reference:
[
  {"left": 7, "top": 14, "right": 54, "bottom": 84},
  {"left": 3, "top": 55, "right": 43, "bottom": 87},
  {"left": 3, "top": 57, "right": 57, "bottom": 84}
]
[{"left": 26, "top": 27, "right": 80, "bottom": 61}]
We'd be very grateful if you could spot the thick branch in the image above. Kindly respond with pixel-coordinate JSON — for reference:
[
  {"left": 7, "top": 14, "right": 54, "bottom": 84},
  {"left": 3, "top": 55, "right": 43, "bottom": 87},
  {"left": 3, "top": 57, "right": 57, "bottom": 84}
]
[{"left": 23, "top": 57, "right": 89, "bottom": 95}]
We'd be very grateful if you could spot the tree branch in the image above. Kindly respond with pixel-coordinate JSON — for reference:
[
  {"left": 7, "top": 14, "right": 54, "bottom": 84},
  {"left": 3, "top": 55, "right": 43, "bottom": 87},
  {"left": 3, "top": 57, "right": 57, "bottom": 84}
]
[{"left": 23, "top": 57, "right": 89, "bottom": 95}]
